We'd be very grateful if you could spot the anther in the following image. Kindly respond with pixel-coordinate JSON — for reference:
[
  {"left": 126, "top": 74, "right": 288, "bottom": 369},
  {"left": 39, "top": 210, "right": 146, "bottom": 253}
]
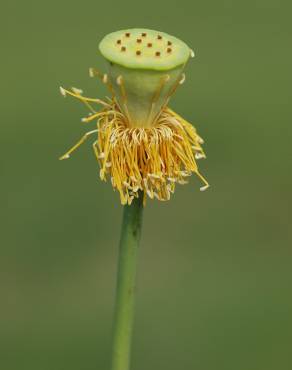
[
  {"left": 141, "top": 32, "right": 147, "bottom": 37},
  {"left": 155, "top": 51, "right": 161, "bottom": 57},
  {"left": 116, "top": 39, "right": 121, "bottom": 44},
  {"left": 198, "top": 137, "right": 204, "bottom": 144},
  {"left": 72, "top": 87, "right": 83, "bottom": 95},
  {"left": 157, "top": 35, "right": 162, "bottom": 40},
  {"left": 125, "top": 32, "right": 130, "bottom": 37},
  {"left": 59, "top": 86, "right": 66, "bottom": 97},
  {"left": 116, "top": 75, "right": 123, "bottom": 85},
  {"left": 121, "top": 46, "right": 126, "bottom": 52},
  {"left": 167, "top": 41, "right": 172, "bottom": 46},
  {"left": 179, "top": 73, "right": 186, "bottom": 85},
  {"left": 167, "top": 47, "right": 172, "bottom": 53},
  {"left": 136, "top": 50, "right": 141, "bottom": 56},
  {"left": 147, "top": 43, "right": 152, "bottom": 47},
  {"left": 136, "top": 38, "right": 142, "bottom": 43},
  {"left": 195, "top": 152, "right": 206, "bottom": 159},
  {"left": 200, "top": 184, "right": 209, "bottom": 192},
  {"left": 102, "top": 74, "right": 108, "bottom": 84}
]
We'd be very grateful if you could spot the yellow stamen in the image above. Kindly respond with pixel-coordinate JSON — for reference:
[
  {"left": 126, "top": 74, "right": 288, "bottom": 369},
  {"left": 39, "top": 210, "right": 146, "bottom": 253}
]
[{"left": 60, "top": 93, "right": 209, "bottom": 204}]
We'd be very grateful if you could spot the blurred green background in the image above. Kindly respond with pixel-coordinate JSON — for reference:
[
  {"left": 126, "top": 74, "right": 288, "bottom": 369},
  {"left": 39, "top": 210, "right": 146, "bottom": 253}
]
[{"left": 1, "top": 0, "right": 291, "bottom": 369}]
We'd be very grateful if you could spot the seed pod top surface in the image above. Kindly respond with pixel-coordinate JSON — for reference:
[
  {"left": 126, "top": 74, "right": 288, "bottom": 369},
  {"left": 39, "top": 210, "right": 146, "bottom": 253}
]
[{"left": 99, "top": 28, "right": 192, "bottom": 71}]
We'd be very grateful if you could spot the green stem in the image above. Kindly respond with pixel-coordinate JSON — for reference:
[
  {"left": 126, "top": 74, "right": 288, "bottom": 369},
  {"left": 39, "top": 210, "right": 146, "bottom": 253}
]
[{"left": 111, "top": 194, "right": 144, "bottom": 370}]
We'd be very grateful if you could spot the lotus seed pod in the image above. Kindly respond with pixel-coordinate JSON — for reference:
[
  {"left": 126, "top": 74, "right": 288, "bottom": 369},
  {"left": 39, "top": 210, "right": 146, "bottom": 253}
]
[
  {"left": 99, "top": 28, "right": 192, "bottom": 127},
  {"left": 60, "top": 28, "right": 209, "bottom": 205}
]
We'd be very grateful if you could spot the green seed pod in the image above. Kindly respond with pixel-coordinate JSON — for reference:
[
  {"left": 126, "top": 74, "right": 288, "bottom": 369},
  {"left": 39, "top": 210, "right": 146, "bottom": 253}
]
[
  {"left": 59, "top": 28, "right": 208, "bottom": 205},
  {"left": 99, "top": 28, "right": 193, "bottom": 127}
]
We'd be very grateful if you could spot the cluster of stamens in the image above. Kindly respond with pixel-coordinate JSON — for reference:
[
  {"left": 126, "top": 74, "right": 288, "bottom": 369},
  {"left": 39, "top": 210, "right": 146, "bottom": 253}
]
[{"left": 115, "top": 32, "right": 174, "bottom": 58}]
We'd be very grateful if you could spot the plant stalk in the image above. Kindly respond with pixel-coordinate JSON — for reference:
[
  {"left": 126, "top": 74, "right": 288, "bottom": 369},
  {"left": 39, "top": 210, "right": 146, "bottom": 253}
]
[{"left": 111, "top": 194, "right": 144, "bottom": 370}]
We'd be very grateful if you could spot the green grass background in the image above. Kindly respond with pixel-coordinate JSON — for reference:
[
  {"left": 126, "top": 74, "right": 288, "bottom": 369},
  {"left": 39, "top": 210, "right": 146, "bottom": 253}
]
[{"left": 1, "top": 0, "right": 291, "bottom": 369}]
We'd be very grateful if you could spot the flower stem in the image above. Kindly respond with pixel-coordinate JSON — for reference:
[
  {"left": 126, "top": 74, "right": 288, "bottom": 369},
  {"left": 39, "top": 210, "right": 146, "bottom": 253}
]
[{"left": 111, "top": 194, "right": 144, "bottom": 370}]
